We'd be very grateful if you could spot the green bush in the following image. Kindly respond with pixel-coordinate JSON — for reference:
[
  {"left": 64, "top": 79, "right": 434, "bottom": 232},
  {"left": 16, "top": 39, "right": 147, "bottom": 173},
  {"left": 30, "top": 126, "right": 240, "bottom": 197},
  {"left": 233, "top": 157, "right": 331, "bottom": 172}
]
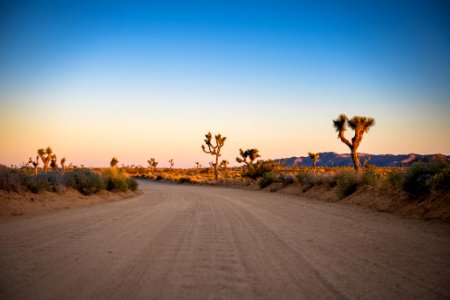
[
  {"left": 64, "top": 169, "right": 105, "bottom": 195},
  {"left": 244, "top": 160, "right": 275, "bottom": 179},
  {"left": 258, "top": 172, "right": 275, "bottom": 188},
  {"left": 386, "top": 171, "right": 404, "bottom": 189},
  {"left": 427, "top": 167, "right": 450, "bottom": 192},
  {"left": 23, "top": 175, "right": 52, "bottom": 193},
  {"left": 279, "top": 173, "right": 295, "bottom": 185},
  {"left": 403, "top": 160, "right": 449, "bottom": 196},
  {"left": 296, "top": 172, "right": 334, "bottom": 192},
  {"left": 361, "top": 169, "right": 379, "bottom": 187},
  {"left": 127, "top": 177, "right": 138, "bottom": 191},
  {"left": 102, "top": 168, "right": 129, "bottom": 192},
  {"left": 0, "top": 165, "right": 25, "bottom": 192},
  {"left": 335, "top": 171, "right": 361, "bottom": 199}
]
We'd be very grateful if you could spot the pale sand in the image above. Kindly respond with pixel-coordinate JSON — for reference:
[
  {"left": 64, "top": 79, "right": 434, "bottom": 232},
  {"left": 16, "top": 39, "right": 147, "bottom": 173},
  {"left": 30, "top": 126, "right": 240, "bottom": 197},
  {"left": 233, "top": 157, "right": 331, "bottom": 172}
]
[{"left": 0, "top": 180, "right": 449, "bottom": 299}]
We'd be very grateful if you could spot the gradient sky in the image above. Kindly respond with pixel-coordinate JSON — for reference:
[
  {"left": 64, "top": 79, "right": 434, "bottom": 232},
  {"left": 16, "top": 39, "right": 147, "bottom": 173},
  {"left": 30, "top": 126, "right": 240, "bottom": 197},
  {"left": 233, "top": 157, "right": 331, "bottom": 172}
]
[{"left": 1, "top": 0, "right": 449, "bottom": 167}]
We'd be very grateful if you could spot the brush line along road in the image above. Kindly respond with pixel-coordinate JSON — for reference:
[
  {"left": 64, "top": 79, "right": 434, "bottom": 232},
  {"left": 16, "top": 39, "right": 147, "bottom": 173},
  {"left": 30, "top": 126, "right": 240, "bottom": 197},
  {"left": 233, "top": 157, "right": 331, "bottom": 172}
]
[{"left": 0, "top": 180, "right": 449, "bottom": 300}]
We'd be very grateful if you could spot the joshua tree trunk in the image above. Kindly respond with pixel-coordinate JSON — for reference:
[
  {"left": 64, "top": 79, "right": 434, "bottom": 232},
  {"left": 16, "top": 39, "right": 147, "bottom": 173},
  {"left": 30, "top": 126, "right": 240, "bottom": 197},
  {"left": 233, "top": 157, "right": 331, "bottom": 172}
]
[
  {"left": 215, "top": 156, "right": 219, "bottom": 183},
  {"left": 351, "top": 149, "right": 360, "bottom": 171},
  {"left": 313, "top": 160, "right": 317, "bottom": 173}
]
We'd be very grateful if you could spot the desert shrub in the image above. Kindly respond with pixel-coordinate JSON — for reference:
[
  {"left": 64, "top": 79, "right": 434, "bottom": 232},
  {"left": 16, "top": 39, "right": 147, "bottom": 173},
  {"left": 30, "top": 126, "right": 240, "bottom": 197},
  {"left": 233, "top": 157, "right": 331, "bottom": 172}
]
[
  {"left": 403, "top": 160, "right": 450, "bottom": 196},
  {"left": 64, "top": 169, "right": 105, "bottom": 195},
  {"left": 156, "top": 175, "right": 164, "bottom": 180},
  {"left": 38, "top": 171, "right": 65, "bottom": 193},
  {"left": 244, "top": 160, "right": 275, "bottom": 179},
  {"left": 178, "top": 177, "right": 191, "bottom": 184},
  {"left": 23, "top": 174, "right": 52, "bottom": 193},
  {"left": 426, "top": 167, "right": 450, "bottom": 192},
  {"left": 279, "top": 173, "right": 295, "bottom": 185},
  {"left": 102, "top": 168, "right": 129, "bottom": 192},
  {"left": 335, "top": 171, "right": 361, "bottom": 199},
  {"left": 297, "top": 172, "right": 334, "bottom": 191},
  {"left": 0, "top": 165, "right": 25, "bottom": 192},
  {"left": 361, "top": 169, "right": 379, "bottom": 187},
  {"left": 258, "top": 172, "right": 275, "bottom": 188},
  {"left": 386, "top": 171, "right": 404, "bottom": 189},
  {"left": 127, "top": 177, "right": 138, "bottom": 191}
]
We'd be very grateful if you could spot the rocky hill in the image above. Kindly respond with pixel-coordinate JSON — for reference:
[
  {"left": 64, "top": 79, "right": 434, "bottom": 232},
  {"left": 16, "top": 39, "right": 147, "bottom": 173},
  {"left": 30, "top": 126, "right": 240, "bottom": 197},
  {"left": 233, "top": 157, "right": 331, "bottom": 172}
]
[{"left": 275, "top": 152, "right": 449, "bottom": 167}]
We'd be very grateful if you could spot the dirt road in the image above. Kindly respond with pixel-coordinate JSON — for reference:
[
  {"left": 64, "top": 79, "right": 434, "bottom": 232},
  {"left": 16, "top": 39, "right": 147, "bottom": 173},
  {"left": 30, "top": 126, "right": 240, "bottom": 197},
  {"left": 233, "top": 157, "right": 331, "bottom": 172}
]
[{"left": 1, "top": 180, "right": 449, "bottom": 300}]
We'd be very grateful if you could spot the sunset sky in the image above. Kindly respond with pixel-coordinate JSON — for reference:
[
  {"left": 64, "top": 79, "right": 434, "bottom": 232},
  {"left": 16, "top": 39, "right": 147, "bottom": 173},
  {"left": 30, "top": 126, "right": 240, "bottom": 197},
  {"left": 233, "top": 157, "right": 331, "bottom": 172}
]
[{"left": 1, "top": 1, "right": 449, "bottom": 167}]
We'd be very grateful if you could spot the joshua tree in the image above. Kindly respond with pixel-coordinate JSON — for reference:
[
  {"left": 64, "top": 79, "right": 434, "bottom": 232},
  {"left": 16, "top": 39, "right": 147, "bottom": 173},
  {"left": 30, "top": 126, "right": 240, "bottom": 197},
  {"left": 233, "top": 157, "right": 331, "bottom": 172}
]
[
  {"left": 236, "top": 148, "right": 260, "bottom": 170},
  {"left": 202, "top": 132, "right": 226, "bottom": 183},
  {"left": 110, "top": 157, "right": 119, "bottom": 168},
  {"left": 308, "top": 152, "right": 320, "bottom": 173},
  {"left": 220, "top": 160, "right": 229, "bottom": 177},
  {"left": 28, "top": 156, "right": 39, "bottom": 175},
  {"left": 50, "top": 154, "right": 59, "bottom": 171},
  {"left": 333, "top": 114, "right": 375, "bottom": 171},
  {"left": 148, "top": 158, "right": 158, "bottom": 169},
  {"left": 168, "top": 159, "right": 174, "bottom": 169},
  {"left": 37, "top": 147, "right": 54, "bottom": 172},
  {"left": 195, "top": 162, "right": 201, "bottom": 169},
  {"left": 60, "top": 157, "right": 66, "bottom": 174}
]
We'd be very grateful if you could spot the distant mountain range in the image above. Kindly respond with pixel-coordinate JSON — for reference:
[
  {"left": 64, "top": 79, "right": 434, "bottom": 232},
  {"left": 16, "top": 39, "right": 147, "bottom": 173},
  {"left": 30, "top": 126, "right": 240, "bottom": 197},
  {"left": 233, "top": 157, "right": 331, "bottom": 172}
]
[{"left": 275, "top": 152, "right": 450, "bottom": 167}]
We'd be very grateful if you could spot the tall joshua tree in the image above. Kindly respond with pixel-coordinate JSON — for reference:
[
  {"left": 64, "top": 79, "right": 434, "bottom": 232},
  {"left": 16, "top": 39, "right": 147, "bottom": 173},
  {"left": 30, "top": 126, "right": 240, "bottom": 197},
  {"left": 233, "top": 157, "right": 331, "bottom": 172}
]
[
  {"left": 236, "top": 148, "right": 260, "bottom": 170},
  {"left": 202, "top": 131, "right": 226, "bottom": 183},
  {"left": 168, "top": 159, "right": 174, "bottom": 169},
  {"left": 308, "top": 152, "right": 319, "bottom": 173},
  {"left": 37, "top": 147, "right": 54, "bottom": 172},
  {"left": 333, "top": 114, "right": 375, "bottom": 171},
  {"left": 110, "top": 157, "right": 119, "bottom": 168}
]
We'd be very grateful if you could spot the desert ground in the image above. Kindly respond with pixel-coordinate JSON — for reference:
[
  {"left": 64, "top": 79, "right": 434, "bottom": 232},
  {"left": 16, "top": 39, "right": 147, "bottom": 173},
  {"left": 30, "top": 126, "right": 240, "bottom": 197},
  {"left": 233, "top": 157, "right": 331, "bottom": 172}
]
[{"left": 0, "top": 179, "right": 449, "bottom": 300}]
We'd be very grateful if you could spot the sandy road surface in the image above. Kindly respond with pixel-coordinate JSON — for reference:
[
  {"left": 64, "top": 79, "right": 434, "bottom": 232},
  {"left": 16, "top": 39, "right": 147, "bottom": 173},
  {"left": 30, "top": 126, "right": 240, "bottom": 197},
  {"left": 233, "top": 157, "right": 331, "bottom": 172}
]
[{"left": 1, "top": 180, "right": 449, "bottom": 300}]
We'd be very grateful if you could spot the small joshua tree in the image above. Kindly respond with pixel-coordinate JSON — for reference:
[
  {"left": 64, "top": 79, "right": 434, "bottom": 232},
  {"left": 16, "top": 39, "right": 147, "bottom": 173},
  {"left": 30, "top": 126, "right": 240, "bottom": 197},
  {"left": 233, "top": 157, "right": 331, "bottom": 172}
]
[
  {"left": 28, "top": 156, "right": 40, "bottom": 175},
  {"left": 110, "top": 157, "right": 119, "bottom": 168},
  {"left": 148, "top": 158, "right": 158, "bottom": 169},
  {"left": 60, "top": 157, "right": 66, "bottom": 174},
  {"left": 202, "top": 132, "right": 226, "bottom": 183},
  {"left": 169, "top": 159, "right": 174, "bottom": 169},
  {"left": 195, "top": 162, "right": 201, "bottom": 169},
  {"left": 363, "top": 155, "right": 371, "bottom": 168},
  {"left": 308, "top": 152, "right": 319, "bottom": 173},
  {"left": 220, "top": 160, "right": 229, "bottom": 177},
  {"left": 236, "top": 148, "right": 260, "bottom": 170},
  {"left": 50, "top": 154, "right": 59, "bottom": 171},
  {"left": 38, "top": 147, "right": 54, "bottom": 172},
  {"left": 333, "top": 114, "right": 375, "bottom": 171}
]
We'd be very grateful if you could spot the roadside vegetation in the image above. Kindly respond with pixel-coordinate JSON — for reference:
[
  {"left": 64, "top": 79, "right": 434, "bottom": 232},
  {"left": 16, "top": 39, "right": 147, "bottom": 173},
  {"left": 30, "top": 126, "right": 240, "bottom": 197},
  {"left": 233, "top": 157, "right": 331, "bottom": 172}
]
[{"left": 0, "top": 149, "right": 138, "bottom": 195}]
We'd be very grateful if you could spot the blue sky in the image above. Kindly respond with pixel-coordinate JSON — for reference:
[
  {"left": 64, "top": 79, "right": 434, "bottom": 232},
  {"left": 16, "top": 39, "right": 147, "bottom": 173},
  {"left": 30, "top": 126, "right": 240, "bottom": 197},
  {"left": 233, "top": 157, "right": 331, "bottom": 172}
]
[{"left": 1, "top": 0, "right": 449, "bottom": 167}]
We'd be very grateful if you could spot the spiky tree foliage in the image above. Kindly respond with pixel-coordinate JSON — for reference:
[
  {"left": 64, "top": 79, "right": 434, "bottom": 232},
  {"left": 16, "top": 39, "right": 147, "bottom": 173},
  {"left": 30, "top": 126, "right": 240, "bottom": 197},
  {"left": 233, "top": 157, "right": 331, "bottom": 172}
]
[
  {"left": 110, "top": 157, "right": 119, "bottom": 168},
  {"left": 333, "top": 114, "right": 375, "bottom": 171},
  {"left": 147, "top": 158, "right": 158, "bottom": 169},
  {"left": 308, "top": 152, "right": 320, "bottom": 173},
  {"left": 50, "top": 154, "right": 58, "bottom": 171},
  {"left": 169, "top": 159, "right": 174, "bottom": 169},
  {"left": 37, "top": 147, "right": 54, "bottom": 172},
  {"left": 201, "top": 132, "right": 226, "bottom": 183},
  {"left": 236, "top": 148, "right": 260, "bottom": 170}
]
